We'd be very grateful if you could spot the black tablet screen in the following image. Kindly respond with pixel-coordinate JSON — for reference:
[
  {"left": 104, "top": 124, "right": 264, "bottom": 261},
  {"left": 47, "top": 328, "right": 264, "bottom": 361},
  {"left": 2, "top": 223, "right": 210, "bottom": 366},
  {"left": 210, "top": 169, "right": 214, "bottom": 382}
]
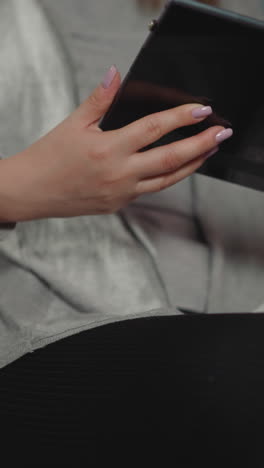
[{"left": 100, "top": 1, "right": 264, "bottom": 192}]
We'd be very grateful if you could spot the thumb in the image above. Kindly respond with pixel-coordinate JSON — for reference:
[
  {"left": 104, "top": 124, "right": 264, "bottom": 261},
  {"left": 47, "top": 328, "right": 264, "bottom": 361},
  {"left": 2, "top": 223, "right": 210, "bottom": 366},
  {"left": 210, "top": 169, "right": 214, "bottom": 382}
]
[{"left": 76, "top": 65, "right": 121, "bottom": 126}]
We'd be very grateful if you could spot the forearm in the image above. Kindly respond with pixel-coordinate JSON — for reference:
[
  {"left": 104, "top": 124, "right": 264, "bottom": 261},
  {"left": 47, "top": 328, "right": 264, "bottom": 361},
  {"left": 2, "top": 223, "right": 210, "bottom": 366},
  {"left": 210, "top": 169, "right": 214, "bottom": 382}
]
[
  {"left": 0, "top": 155, "right": 17, "bottom": 236},
  {"left": 0, "top": 147, "right": 54, "bottom": 225},
  {"left": 0, "top": 155, "right": 16, "bottom": 222}
]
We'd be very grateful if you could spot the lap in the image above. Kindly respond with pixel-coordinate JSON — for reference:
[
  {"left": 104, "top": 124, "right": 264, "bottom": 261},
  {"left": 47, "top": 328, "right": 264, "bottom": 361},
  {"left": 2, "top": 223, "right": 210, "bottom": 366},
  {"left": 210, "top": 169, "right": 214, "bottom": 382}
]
[{"left": 1, "top": 314, "right": 264, "bottom": 465}]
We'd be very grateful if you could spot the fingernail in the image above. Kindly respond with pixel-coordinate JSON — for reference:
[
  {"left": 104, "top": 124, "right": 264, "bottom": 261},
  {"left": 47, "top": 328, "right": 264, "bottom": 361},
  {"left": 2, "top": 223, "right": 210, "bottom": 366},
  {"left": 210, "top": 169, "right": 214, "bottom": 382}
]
[
  {"left": 215, "top": 128, "right": 233, "bottom": 144},
  {"left": 192, "top": 106, "right": 212, "bottom": 119},
  {"left": 203, "top": 146, "right": 219, "bottom": 159},
  {"left": 102, "top": 65, "right": 117, "bottom": 89}
]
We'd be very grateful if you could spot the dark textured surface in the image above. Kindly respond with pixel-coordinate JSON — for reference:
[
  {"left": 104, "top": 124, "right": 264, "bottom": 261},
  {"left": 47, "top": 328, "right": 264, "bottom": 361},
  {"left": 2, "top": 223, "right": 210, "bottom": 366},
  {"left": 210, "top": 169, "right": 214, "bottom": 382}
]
[{"left": 1, "top": 313, "right": 264, "bottom": 466}]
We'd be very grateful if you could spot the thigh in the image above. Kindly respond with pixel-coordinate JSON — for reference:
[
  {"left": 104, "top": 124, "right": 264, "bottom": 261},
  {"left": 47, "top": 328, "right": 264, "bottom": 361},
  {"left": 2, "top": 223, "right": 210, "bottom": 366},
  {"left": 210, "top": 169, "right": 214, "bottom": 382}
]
[{"left": 1, "top": 314, "right": 264, "bottom": 466}]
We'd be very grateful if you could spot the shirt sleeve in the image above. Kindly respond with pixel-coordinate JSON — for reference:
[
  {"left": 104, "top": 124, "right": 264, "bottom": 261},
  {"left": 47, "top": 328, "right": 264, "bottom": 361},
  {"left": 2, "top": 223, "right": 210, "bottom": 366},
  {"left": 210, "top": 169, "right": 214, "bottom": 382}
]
[{"left": 0, "top": 154, "right": 17, "bottom": 240}]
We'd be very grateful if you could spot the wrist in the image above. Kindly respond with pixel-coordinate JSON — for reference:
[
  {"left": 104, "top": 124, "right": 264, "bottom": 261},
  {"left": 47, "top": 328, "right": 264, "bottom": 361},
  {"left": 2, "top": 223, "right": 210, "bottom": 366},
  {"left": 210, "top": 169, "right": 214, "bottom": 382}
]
[{"left": 0, "top": 152, "right": 36, "bottom": 223}]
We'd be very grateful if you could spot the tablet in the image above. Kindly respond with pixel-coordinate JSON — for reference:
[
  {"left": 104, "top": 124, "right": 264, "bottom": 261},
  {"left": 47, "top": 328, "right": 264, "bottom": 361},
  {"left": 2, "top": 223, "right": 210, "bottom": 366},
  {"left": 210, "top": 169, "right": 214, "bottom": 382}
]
[{"left": 100, "top": 0, "right": 264, "bottom": 193}]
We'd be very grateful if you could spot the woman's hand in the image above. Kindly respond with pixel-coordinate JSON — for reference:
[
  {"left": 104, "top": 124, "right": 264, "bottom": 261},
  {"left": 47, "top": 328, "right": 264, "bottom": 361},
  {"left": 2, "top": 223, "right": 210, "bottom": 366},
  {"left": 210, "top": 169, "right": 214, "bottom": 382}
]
[{"left": 0, "top": 65, "right": 232, "bottom": 223}]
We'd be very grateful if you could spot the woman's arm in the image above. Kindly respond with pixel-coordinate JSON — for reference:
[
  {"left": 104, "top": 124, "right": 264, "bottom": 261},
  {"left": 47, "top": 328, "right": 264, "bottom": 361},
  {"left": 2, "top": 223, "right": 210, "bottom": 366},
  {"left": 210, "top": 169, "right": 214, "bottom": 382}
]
[
  {"left": 0, "top": 155, "right": 16, "bottom": 240},
  {"left": 0, "top": 65, "right": 232, "bottom": 231}
]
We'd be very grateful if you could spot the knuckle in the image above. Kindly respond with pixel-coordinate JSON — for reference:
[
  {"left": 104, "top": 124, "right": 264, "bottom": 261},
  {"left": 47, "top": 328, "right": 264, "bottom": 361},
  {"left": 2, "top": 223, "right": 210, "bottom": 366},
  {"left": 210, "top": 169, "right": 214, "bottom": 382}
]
[
  {"left": 101, "top": 166, "right": 124, "bottom": 188},
  {"left": 145, "top": 116, "right": 162, "bottom": 141},
  {"left": 162, "top": 148, "right": 179, "bottom": 172},
  {"left": 92, "top": 143, "right": 110, "bottom": 161},
  {"left": 88, "top": 91, "right": 103, "bottom": 111}
]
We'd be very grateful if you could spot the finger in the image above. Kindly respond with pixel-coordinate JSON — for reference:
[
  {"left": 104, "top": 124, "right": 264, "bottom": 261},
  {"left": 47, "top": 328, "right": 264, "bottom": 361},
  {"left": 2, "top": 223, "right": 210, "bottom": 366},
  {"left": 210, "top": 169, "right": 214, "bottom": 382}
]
[
  {"left": 112, "top": 103, "right": 214, "bottom": 154},
  {"left": 135, "top": 146, "right": 219, "bottom": 195},
  {"left": 130, "top": 125, "right": 232, "bottom": 179},
  {"left": 74, "top": 65, "right": 121, "bottom": 127}
]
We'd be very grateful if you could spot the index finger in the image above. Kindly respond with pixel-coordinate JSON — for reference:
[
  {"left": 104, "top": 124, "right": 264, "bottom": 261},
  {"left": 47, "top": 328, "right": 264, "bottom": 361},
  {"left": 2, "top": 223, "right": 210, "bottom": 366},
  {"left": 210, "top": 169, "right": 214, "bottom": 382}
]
[{"left": 112, "top": 103, "right": 213, "bottom": 154}]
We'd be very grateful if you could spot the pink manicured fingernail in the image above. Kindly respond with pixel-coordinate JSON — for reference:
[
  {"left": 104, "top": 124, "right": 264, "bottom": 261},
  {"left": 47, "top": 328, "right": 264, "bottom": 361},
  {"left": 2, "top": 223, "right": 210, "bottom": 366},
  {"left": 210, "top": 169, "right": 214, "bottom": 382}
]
[
  {"left": 215, "top": 128, "right": 233, "bottom": 144},
  {"left": 204, "top": 146, "right": 219, "bottom": 159},
  {"left": 192, "top": 106, "right": 213, "bottom": 119},
  {"left": 102, "top": 65, "right": 117, "bottom": 89}
]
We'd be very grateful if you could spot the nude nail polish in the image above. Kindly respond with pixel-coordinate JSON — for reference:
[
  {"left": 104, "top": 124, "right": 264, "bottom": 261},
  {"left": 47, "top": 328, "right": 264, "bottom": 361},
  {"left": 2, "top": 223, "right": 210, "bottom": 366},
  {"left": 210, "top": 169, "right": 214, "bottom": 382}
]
[
  {"left": 102, "top": 65, "right": 117, "bottom": 89},
  {"left": 192, "top": 106, "right": 213, "bottom": 119},
  {"left": 204, "top": 146, "right": 219, "bottom": 159},
  {"left": 215, "top": 128, "right": 233, "bottom": 144}
]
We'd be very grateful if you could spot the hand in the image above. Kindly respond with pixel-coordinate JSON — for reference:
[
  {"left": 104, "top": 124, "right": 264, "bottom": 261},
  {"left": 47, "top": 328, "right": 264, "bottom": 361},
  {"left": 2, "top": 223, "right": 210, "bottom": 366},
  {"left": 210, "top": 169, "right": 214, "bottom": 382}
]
[{"left": 0, "top": 65, "right": 232, "bottom": 223}]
